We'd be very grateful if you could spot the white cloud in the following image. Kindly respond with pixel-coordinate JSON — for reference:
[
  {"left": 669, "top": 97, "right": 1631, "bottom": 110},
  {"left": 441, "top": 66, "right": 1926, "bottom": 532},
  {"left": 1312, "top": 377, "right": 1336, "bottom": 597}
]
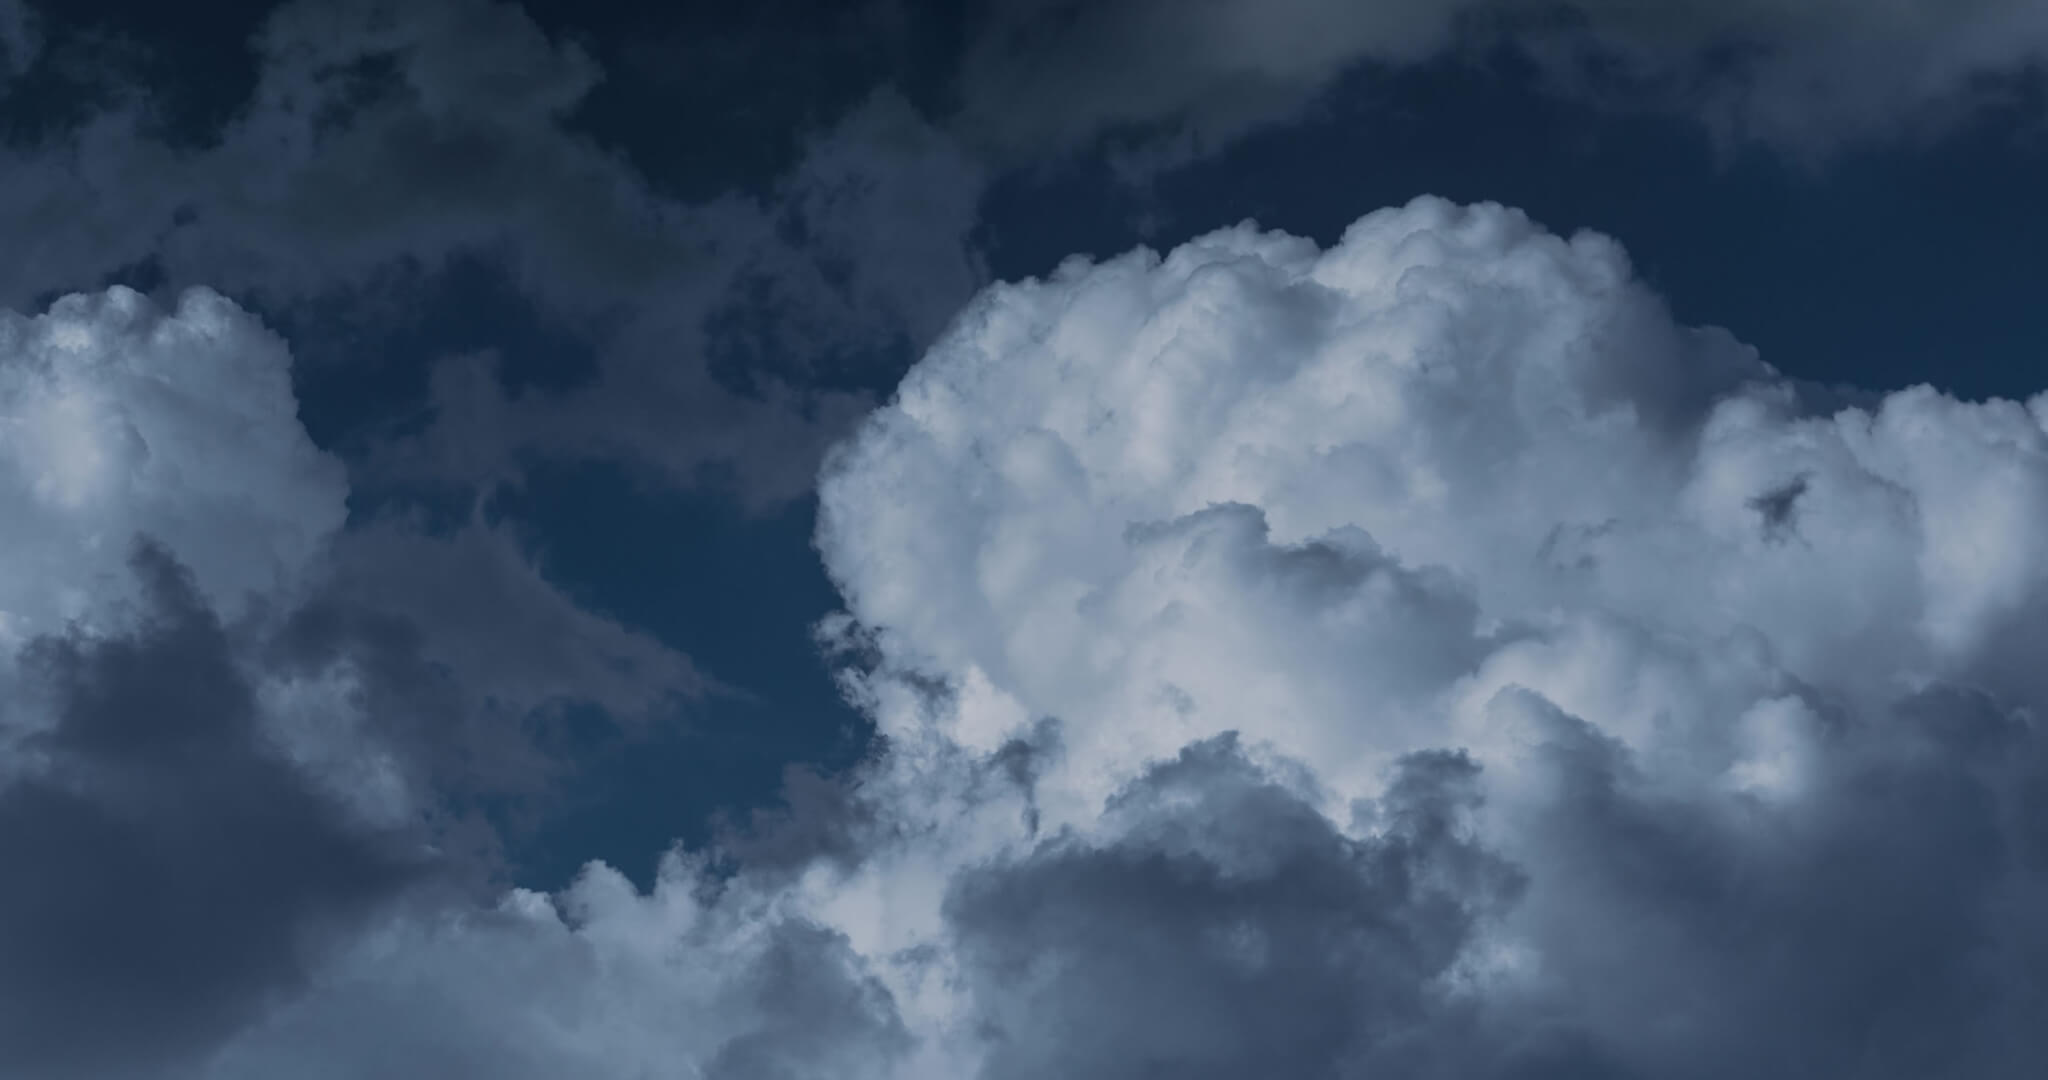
[
  {"left": 801, "top": 196, "right": 2048, "bottom": 1073},
  {"left": 820, "top": 196, "right": 2048, "bottom": 789},
  {"left": 823, "top": 198, "right": 1765, "bottom": 805}
]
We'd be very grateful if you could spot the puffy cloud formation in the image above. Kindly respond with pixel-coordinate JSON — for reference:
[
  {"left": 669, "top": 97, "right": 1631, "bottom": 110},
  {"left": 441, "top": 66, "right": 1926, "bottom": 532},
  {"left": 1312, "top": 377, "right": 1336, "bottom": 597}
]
[
  {"left": 174, "top": 197, "right": 2048, "bottom": 1076},
  {"left": 956, "top": 0, "right": 2048, "bottom": 158},
  {"left": 807, "top": 195, "right": 2048, "bottom": 1076}
]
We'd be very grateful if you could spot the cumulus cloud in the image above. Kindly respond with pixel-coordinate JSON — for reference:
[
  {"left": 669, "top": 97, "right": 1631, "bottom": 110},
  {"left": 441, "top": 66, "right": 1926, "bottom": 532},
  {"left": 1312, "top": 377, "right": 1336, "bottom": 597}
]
[
  {"left": 153, "top": 197, "right": 2048, "bottom": 1077},
  {"left": 801, "top": 196, "right": 2048, "bottom": 1076},
  {"left": 954, "top": 0, "right": 2048, "bottom": 161}
]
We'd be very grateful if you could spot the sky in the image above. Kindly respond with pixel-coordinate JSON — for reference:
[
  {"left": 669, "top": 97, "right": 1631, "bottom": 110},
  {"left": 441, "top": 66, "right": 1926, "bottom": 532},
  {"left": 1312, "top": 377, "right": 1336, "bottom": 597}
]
[{"left": 2, "top": 0, "right": 2048, "bottom": 1076}]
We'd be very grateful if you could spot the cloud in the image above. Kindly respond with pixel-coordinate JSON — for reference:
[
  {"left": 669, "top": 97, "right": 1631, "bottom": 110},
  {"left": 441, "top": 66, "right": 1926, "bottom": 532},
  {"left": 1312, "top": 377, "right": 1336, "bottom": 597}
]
[
  {"left": 0, "top": 0, "right": 648, "bottom": 314},
  {"left": 952, "top": 0, "right": 2048, "bottom": 162},
  {"left": 798, "top": 196, "right": 2048, "bottom": 1075},
  {"left": 151, "top": 196, "right": 2048, "bottom": 1077},
  {"left": 819, "top": 200, "right": 1769, "bottom": 805},
  {"left": 52, "top": 3, "right": 2048, "bottom": 1074},
  {"left": 1464, "top": 687, "right": 2047, "bottom": 1078},
  {"left": 264, "top": 515, "right": 719, "bottom": 812},
  {"left": 945, "top": 737, "right": 1518, "bottom": 1080},
  {"left": 0, "top": 285, "right": 726, "bottom": 1072},
  {"left": 1522, "top": 0, "right": 2048, "bottom": 153},
  {"left": 1, "top": 283, "right": 708, "bottom": 793},
  {"left": 0, "top": 544, "right": 426, "bottom": 1080},
  {"left": 0, "top": 285, "right": 347, "bottom": 647},
  {"left": 0, "top": 0, "right": 986, "bottom": 505},
  {"left": 0, "top": 0, "right": 36, "bottom": 84},
  {"left": 954, "top": 0, "right": 1476, "bottom": 160},
  {"left": 201, "top": 860, "right": 914, "bottom": 1080}
]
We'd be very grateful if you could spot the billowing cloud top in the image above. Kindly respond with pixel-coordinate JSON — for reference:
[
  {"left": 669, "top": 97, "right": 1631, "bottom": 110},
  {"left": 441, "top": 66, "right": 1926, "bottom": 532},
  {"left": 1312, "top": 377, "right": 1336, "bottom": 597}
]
[
  {"left": 188, "top": 197, "right": 2048, "bottom": 1077},
  {"left": 821, "top": 196, "right": 2048, "bottom": 807},
  {"left": 804, "top": 197, "right": 2048, "bottom": 1076}
]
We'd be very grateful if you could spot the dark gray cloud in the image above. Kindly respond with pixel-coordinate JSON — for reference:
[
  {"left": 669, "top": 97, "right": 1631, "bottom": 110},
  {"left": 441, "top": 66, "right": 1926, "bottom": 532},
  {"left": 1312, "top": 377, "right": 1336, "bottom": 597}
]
[
  {"left": 698, "top": 919, "right": 914, "bottom": 1080},
  {"left": 947, "top": 735, "right": 1519, "bottom": 1080},
  {"left": 0, "top": 544, "right": 425, "bottom": 1080},
  {"left": 1459, "top": 686, "right": 2048, "bottom": 1080}
]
